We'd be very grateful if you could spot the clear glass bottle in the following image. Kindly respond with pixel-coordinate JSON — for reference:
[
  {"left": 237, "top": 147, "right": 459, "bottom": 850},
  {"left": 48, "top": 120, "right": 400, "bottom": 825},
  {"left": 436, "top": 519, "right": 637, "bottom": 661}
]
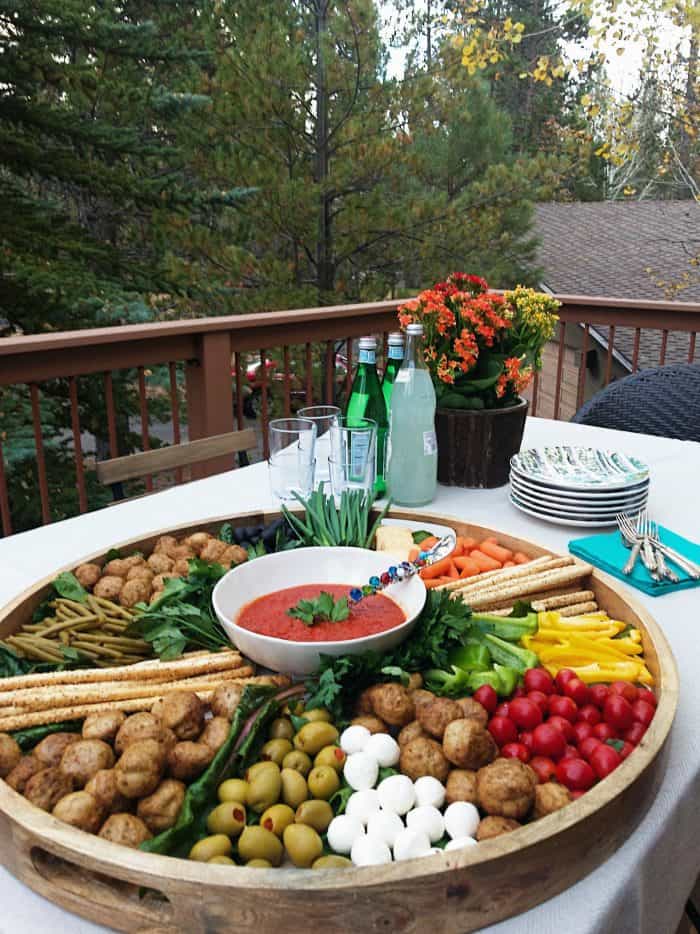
[
  {"left": 386, "top": 323, "right": 437, "bottom": 506},
  {"left": 381, "top": 331, "right": 404, "bottom": 413},
  {"left": 346, "top": 336, "right": 388, "bottom": 495}
]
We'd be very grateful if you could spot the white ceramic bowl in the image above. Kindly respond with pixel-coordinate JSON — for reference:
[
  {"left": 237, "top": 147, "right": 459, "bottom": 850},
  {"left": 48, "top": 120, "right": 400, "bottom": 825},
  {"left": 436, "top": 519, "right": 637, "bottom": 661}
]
[{"left": 212, "top": 546, "right": 426, "bottom": 676}]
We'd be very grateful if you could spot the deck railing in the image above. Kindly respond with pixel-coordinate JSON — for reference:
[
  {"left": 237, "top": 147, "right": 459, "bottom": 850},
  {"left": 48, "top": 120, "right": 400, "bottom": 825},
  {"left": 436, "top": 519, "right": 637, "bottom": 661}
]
[{"left": 1, "top": 293, "right": 699, "bottom": 536}]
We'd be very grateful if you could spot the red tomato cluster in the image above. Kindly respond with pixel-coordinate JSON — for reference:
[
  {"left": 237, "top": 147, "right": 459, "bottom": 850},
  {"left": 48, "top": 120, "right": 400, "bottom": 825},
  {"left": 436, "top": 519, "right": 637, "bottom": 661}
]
[{"left": 482, "top": 669, "right": 657, "bottom": 794}]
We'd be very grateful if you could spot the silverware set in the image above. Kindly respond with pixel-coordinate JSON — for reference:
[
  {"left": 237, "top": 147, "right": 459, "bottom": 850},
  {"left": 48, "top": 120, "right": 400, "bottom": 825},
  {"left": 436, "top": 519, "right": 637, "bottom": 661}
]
[{"left": 616, "top": 510, "right": 700, "bottom": 581}]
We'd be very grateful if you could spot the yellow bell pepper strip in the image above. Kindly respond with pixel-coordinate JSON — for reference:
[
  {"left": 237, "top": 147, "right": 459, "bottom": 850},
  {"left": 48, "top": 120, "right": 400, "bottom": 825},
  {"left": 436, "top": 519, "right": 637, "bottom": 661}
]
[
  {"left": 542, "top": 660, "right": 650, "bottom": 683},
  {"left": 537, "top": 611, "right": 623, "bottom": 631}
]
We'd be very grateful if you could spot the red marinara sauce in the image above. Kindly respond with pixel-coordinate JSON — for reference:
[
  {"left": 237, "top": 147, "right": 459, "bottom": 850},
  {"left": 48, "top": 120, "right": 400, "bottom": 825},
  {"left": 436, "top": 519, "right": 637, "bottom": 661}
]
[{"left": 236, "top": 584, "right": 406, "bottom": 643}]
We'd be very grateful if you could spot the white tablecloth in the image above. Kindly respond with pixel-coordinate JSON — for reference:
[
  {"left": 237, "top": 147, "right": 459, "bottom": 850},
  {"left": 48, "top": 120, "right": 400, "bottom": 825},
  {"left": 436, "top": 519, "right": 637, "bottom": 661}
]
[{"left": 1, "top": 417, "right": 698, "bottom": 934}]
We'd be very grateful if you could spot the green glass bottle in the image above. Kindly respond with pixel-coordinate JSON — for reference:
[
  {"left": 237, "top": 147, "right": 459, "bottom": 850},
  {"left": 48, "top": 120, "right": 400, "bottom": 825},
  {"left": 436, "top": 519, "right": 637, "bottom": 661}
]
[
  {"left": 381, "top": 331, "right": 404, "bottom": 412},
  {"left": 346, "top": 336, "right": 388, "bottom": 495}
]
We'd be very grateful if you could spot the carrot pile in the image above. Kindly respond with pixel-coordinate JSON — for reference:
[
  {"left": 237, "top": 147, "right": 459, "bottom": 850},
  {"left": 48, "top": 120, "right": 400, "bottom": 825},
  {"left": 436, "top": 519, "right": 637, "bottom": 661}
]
[{"left": 416, "top": 536, "right": 530, "bottom": 589}]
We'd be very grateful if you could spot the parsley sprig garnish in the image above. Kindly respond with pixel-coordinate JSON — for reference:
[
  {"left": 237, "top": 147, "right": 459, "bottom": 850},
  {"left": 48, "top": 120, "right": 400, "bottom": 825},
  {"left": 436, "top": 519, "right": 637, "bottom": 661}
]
[{"left": 287, "top": 591, "right": 350, "bottom": 627}]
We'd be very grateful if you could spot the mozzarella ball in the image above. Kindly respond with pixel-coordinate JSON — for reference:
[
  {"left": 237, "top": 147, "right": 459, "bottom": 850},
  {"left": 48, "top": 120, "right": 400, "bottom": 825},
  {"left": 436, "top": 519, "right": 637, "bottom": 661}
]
[
  {"left": 351, "top": 834, "right": 392, "bottom": 867},
  {"left": 366, "top": 809, "right": 404, "bottom": 849},
  {"left": 393, "top": 828, "right": 432, "bottom": 861},
  {"left": 413, "top": 775, "right": 446, "bottom": 809},
  {"left": 364, "top": 733, "right": 400, "bottom": 768},
  {"left": 444, "top": 801, "right": 480, "bottom": 841},
  {"left": 327, "top": 815, "right": 365, "bottom": 855},
  {"left": 346, "top": 789, "right": 382, "bottom": 824},
  {"left": 445, "top": 836, "right": 478, "bottom": 852},
  {"left": 406, "top": 805, "right": 445, "bottom": 844},
  {"left": 340, "top": 725, "right": 371, "bottom": 755},
  {"left": 344, "top": 752, "right": 378, "bottom": 791},
  {"left": 377, "top": 774, "right": 415, "bottom": 816}
]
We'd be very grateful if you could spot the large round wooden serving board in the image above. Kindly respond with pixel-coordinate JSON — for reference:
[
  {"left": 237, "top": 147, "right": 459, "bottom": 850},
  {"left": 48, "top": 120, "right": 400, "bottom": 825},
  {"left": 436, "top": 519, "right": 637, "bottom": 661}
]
[{"left": 0, "top": 509, "right": 678, "bottom": 934}]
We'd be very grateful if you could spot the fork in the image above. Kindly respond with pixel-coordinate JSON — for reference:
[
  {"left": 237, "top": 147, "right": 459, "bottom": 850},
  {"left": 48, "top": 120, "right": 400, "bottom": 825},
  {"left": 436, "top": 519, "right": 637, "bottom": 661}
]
[
  {"left": 617, "top": 513, "right": 643, "bottom": 576},
  {"left": 617, "top": 511, "right": 659, "bottom": 580},
  {"left": 638, "top": 510, "right": 660, "bottom": 580},
  {"left": 647, "top": 520, "right": 680, "bottom": 583}
]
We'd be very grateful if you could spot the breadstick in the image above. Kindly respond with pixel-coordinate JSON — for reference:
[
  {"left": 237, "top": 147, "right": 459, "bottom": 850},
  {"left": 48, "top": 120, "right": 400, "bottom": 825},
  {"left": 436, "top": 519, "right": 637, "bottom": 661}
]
[
  {"left": 485, "top": 594, "right": 599, "bottom": 616},
  {"left": 476, "top": 586, "right": 587, "bottom": 611},
  {"left": 438, "top": 556, "right": 574, "bottom": 594},
  {"left": 463, "top": 564, "right": 593, "bottom": 610},
  {"left": 557, "top": 601, "right": 599, "bottom": 617}
]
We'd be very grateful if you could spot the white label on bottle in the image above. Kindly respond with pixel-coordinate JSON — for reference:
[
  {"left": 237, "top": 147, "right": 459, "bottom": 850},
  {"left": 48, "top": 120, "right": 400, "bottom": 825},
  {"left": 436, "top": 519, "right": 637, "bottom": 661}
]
[
  {"left": 423, "top": 429, "right": 437, "bottom": 456},
  {"left": 358, "top": 349, "right": 376, "bottom": 364}
]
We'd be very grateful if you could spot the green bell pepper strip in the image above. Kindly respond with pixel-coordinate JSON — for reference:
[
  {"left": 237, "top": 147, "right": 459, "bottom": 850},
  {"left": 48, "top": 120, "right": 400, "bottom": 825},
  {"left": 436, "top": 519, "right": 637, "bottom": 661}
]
[
  {"left": 466, "top": 670, "right": 502, "bottom": 692},
  {"left": 469, "top": 612, "right": 538, "bottom": 641},
  {"left": 482, "top": 633, "right": 538, "bottom": 672},
  {"left": 493, "top": 664, "right": 520, "bottom": 696},
  {"left": 423, "top": 665, "right": 472, "bottom": 696},
  {"left": 448, "top": 643, "right": 491, "bottom": 671}
]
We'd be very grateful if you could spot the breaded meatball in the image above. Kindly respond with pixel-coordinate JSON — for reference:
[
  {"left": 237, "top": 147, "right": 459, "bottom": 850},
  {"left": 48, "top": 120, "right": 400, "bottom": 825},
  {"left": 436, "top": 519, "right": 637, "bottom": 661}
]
[
  {"left": 199, "top": 717, "right": 230, "bottom": 752},
  {"left": 354, "top": 686, "right": 379, "bottom": 716},
  {"left": 455, "top": 697, "right": 488, "bottom": 728},
  {"left": 443, "top": 719, "right": 498, "bottom": 771},
  {"left": 24, "top": 767, "right": 74, "bottom": 811},
  {"left": 93, "top": 575, "right": 124, "bottom": 601},
  {"left": 411, "top": 689, "right": 436, "bottom": 712},
  {"left": 351, "top": 716, "right": 387, "bottom": 735},
  {"left": 167, "top": 741, "right": 214, "bottom": 782},
  {"left": 210, "top": 683, "right": 245, "bottom": 721},
  {"left": 476, "top": 759, "right": 537, "bottom": 820},
  {"left": 99, "top": 813, "right": 152, "bottom": 848},
  {"left": 160, "top": 727, "right": 178, "bottom": 756},
  {"left": 84, "top": 769, "right": 130, "bottom": 814},
  {"left": 136, "top": 779, "right": 186, "bottom": 833},
  {"left": 74, "top": 563, "right": 102, "bottom": 589},
  {"left": 115, "top": 740, "right": 165, "bottom": 799},
  {"left": 399, "top": 737, "right": 450, "bottom": 783},
  {"left": 0, "top": 733, "right": 22, "bottom": 777},
  {"left": 445, "top": 769, "right": 479, "bottom": 805},
  {"left": 533, "top": 782, "right": 571, "bottom": 819},
  {"left": 153, "top": 535, "right": 178, "bottom": 557},
  {"left": 52, "top": 791, "right": 105, "bottom": 833},
  {"left": 126, "top": 565, "right": 154, "bottom": 584},
  {"left": 147, "top": 553, "right": 174, "bottom": 575},
  {"left": 103, "top": 559, "right": 131, "bottom": 578},
  {"left": 397, "top": 720, "right": 427, "bottom": 747},
  {"left": 123, "top": 555, "right": 146, "bottom": 570},
  {"left": 34, "top": 732, "right": 80, "bottom": 768},
  {"left": 5, "top": 755, "right": 43, "bottom": 793},
  {"left": 371, "top": 683, "right": 415, "bottom": 727},
  {"left": 82, "top": 711, "right": 127, "bottom": 745},
  {"left": 406, "top": 672, "right": 424, "bottom": 692},
  {"left": 119, "top": 578, "right": 151, "bottom": 608},
  {"left": 152, "top": 573, "right": 176, "bottom": 593},
  {"left": 199, "top": 539, "right": 228, "bottom": 564},
  {"left": 183, "top": 532, "right": 212, "bottom": 554},
  {"left": 60, "top": 739, "right": 115, "bottom": 787},
  {"left": 219, "top": 545, "right": 248, "bottom": 568},
  {"left": 172, "top": 558, "right": 191, "bottom": 577},
  {"left": 476, "top": 816, "right": 521, "bottom": 841},
  {"left": 151, "top": 692, "right": 204, "bottom": 741},
  {"left": 417, "top": 697, "right": 463, "bottom": 739},
  {"left": 170, "top": 544, "right": 195, "bottom": 561},
  {"left": 115, "top": 713, "right": 165, "bottom": 755}
]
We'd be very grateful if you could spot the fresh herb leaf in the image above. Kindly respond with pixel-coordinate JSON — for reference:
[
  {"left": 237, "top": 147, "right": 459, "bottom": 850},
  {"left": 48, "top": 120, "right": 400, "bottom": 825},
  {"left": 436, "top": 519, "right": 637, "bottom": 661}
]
[
  {"left": 328, "top": 782, "right": 354, "bottom": 816},
  {"left": 290, "top": 714, "right": 309, "bottom": 732},
  {"left": 246, "top": 541, "right": 267, "bottom": 560},
  {"left": 11, "top": 720, "right": 83, "bottom": 751},
  {"left": 104, "top": 548, "right": 122, "bottom": 562},
  {"left": 52, "top": 572, "right": 88, "bottom": 603},
  {"left": 510, "top": 600, "right": 534, "bottom": 618},
  {"left": 412, "top": 530, "right": 435, "bottom": 544},
  {"left": 218, "top": 522, "right": 234, "bottom": 544},
  {"left": 281, "top": 486, "right": 391, "bottom": 549},
  {"left": 380, "top": 665, "right": 410, "bottom": 686},
  {"left": 287, "top": 592, "right": 349, "bottom": 627}
]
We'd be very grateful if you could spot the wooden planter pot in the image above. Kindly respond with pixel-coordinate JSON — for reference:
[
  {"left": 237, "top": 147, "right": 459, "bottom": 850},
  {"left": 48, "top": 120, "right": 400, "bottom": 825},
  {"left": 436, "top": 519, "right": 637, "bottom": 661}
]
[{"left": 436, "top": 399, "right": 528, "bottom": 488}]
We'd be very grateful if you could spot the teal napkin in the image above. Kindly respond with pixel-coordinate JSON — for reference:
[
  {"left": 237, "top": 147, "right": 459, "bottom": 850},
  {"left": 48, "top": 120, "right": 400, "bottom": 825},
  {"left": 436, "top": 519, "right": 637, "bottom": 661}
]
[{"left": 569, "top": 525, "right": 700, "bottom": 596}]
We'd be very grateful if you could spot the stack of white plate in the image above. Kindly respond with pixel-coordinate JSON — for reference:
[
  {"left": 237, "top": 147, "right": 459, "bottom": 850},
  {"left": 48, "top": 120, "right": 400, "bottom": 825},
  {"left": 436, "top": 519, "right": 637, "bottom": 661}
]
[{"left": 509, "top": 446, "right": 650, "bottom": 527}]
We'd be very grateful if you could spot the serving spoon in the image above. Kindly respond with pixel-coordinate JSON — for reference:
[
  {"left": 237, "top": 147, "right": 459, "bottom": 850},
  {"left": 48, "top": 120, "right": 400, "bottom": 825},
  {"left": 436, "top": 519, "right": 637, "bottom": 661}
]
[{"left": 348, "top": 534, "right": 457, "bottom": 604}]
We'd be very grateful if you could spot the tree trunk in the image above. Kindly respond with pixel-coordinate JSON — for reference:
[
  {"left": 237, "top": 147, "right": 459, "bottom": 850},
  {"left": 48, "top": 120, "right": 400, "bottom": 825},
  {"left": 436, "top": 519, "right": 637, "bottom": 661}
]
[{"left": 314, "top": 0, "right": 334, "bottom": 296}]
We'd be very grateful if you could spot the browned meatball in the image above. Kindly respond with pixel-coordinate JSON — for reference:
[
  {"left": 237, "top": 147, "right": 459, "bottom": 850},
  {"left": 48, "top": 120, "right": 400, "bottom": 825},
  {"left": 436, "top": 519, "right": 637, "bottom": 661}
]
[
  {"left": 399, "top": 737, "right": 450, "bottom": 783},
  {"left": 371, "top": 683, "right": 415, "bottom": 727},
  {"left": 167, "top": 742, "right": 214, "bottom": 782},
  {"left": 397, "top": 720, "right": 426, "bottom": 747},
  {"left": 170, "top": 544, "right": 195, "bottom": 561},
  {"left": 99, "top": 813, "right": 152, "bottom": 848},
  {"left": 476, "top": 816, "right": 521, "bottom": 841},
  {"left": 52, "top": 791, "right": 105, "bottom": 834},
  {"left": 115, "top": 712, "right": 165, "bottom": 755},
  {"left": 136, "top": 779, "right": 186, "bottom": 833},
  {"left": 151, "top": 692, "right": 205, "bottom": 741},
  {"left": 219, "top": 545, "right": 248, "bottom": 568},
  {"left": 127, "top": 565, "right": 154, "bottom": 584},
  {"left": 476, "top": 759, "right": 537, "bottom": 820},
  {"left": 74, "top": 563, "right": 102, "bottom": 589},
  {"left": 103, "top": 559, "right": 131, "bottom": 578},
  {"left": 60, "top": 740, "right": 115, "bottom": 787},
  {"left": 160, "top": 727, "right": 178, "bottom": 756},
  {"left": 123, "top": 555, "right": 146, "bottom": 571},
  {"left": 152, "top": 573, "right": 177, "bottom": 593},
  {"left": 24, "top": 767, "right": 74, "bottom": 811},
  {"left": 411, "top": 689, "right": 436, "bottom": 712},
  {"left": 82, "top": 711, "right": 127, "bottom": 744},
  {"left": 115, "top": 740, "right": 165, "bottom": 799},
  {"left": 443, "top": 719, "right": 498, "bottom": 771},
  {"left": 533, "top": 782, "right": 571, "bottom": 819},
  {"left": 354, "top": 686, "right": 379, "bottom": 716},
  {"left": 199, "top": 717, "right": 230, "bottom": 752},
  {"left": 351, "top": 716, "right": 387, "bottom": 735},
  {"left": 172, "top": 559, "right": 191, "bottom": 577},
  {"left": 120, "top": 578, "right": 151, "bottom": 608},
  {"left": 210, "top": 683, "right": 245, "bottom": 721},
  {"left": 84, "top": 770, "right": 130, "bottom": 814},
  {"left": 5, "top": 756, "right": 43, "bottom": 793},
  {"left": 445, "top": 769, "right": 479, "bottom": 805},
  {"left": 183, "top": 532, "right": 212, "bottom": 554},
  {"left": 455, "top": 697, "right": 488, "bottom": 728},
  {"left": 93, "top": 575, "right": 124, "bottom": 601},
  {"left": 148, "top": 552, "right": 174, "bottom": 575},
  {"left": 417, "top": 697, "right": 463, "bottom": 740},
  {"left": 406, "top": 673, "right": 424, "bottom": 692},
  {"left": 153, "top": 535, "right": 178, "bottom": 557},
  {"left": 199, "top": 539, "right": 228, "bottom": 563},
  {"left": 0, "top": 733, "right": 22, "bottom": 778},
  {"left": 33, "top": 732, "right": 80, "bottom": 768}
]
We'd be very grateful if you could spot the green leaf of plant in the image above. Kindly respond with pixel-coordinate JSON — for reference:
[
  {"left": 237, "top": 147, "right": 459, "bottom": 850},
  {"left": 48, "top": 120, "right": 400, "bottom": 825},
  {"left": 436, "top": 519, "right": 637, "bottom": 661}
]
[{"left": 53, "top": 572, "right": 88, "bottom": 603}]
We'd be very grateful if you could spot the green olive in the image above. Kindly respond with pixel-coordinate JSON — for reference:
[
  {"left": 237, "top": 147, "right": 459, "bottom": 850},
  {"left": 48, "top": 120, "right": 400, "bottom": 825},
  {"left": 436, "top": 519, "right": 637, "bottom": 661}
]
[
  {"left": 260, "top": 738, "right": 293, "bottom": 766},
  {"left": 307, "top": 765, "right": 340, "bottom": 800},
  {"left": 280, "top": 768, "right": 309, "bottom": 809},
  {"left": 312, "top": 855, "right": 352, "bottom": 869},
  {"left": 208, "top": 855, "right": 236, "bottom": 865},
  {"left": 246, "top": 767, "right": 282, "bottom": 814},
  {"left": 302, "top": 708, "right": 332, "bottom": 723},
  {"left": 246, "top": 760, "right": 280, "bottom": 783},
  {"left": 294, "top": 799, "right": 333, "bottom": 832},
  {"left": 293, "top": 722, "right": 339, "bottom": 756},
  {"left": 282, "top": 823, "right": 323, "bottom": 868},
  {"left": 268, "top": 717, "right": 294, "bottom": 741},
  {"left": 314, "top": 745, "right": 346, "bottom": 772},
  {"left": 282, "top": 750, "right": 312, "bottom": 776},
  {"left": 283, "top": 700, "right": 305, "bottom": 717},
  {"left": 246, "top": 859, "right": 272, "bottom": 868},
  {"left": 218, "top": 778, "right": 249, "bottom": 803},
  {"left": 189, "top": 835, "right": 232, "bottom": 862},
  {"left": 206, "top": 801, "right": 246, "bottom": 837},
  {"left": 238, "top": 826, "right": 283, "bottom": 866},
  {"left": 260, "top": 803, "right": 295, "bottom": 837}
]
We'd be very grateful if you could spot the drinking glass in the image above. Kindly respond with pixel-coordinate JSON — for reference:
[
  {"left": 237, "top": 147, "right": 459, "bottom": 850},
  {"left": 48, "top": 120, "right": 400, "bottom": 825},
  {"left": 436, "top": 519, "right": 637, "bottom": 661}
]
[
  {"left": 329, "top": 416, "right": 377, "bottom": 497},
  {"left": 268, "top": 417, "right": 317, "bottom": 500},
  {"left": 297, "top": 405, "right": 341, "bottom": 485}
]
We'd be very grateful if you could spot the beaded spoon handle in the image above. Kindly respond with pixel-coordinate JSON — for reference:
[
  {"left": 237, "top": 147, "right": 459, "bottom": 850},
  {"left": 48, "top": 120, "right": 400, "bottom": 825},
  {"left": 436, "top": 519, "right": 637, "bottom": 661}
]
[{"left": 348, "top": 534, "right": 457, "bottom": 604}]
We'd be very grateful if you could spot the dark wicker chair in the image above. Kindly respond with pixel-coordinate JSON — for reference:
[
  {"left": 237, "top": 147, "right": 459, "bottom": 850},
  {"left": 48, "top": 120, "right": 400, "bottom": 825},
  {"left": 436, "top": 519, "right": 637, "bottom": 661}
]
[{"left": 571, "top": 364, "right": 700, "bottom": 442}]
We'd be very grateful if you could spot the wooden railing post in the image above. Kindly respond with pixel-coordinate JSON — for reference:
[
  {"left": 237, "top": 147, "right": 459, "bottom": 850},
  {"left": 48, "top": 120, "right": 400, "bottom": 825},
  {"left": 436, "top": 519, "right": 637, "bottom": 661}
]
[{"left": 185, "top": 333, "right": 234, "bottom": 478}]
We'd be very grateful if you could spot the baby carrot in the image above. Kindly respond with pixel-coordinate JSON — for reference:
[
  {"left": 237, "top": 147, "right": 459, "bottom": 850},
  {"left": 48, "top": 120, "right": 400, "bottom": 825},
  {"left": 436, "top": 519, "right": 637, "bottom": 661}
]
[
  {"left": 419, "top": 536, "right": 439, "bottom": 551},
  {"left": 446, "top": 561, "right": 459, "bottom": 579},
  {"left": 470, "top": 549, "right": 502, "bottom": 572},
  {"left": 458, "top": 537, "right": 478, "bottom": 551},
  {"left": 421, "top": 556, "right": 454, "bottom": 579},
  {"left": 513, "top": 552, "right": 530, "bottom": 564},
  {"left": 454, "top": 556, "right": 480, "bottom": 577},
  {"left": 424, "top": 577, "right": 449, "bottom": 588},
  {"left": 479, "top": 540, "right": 514, "bottom": 563},
  {"left": 451, "top": 540, "right": 464, "bottom": 558}
]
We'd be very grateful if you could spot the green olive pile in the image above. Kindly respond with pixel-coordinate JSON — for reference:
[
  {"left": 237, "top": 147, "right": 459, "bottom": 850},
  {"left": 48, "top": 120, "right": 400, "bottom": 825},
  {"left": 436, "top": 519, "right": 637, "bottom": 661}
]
[{"left": 189, "top": 708, "right": 351, "bottom": 870}]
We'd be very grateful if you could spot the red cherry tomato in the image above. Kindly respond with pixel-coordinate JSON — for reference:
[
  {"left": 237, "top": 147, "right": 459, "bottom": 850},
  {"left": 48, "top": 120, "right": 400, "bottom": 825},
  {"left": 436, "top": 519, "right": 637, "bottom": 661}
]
[
  {"left": 590, "top": 743, "right": 621, "bottom": 779},
  {"left": 579, "top": 736, "right": 603, "bottom": 761},
  {"left": 512, "top": 685, "right": 527, "bottom": 698},
  {"left": 619, "top": 741, "right": 635, "bottom": 760},
  {"left": 556, "top": 757, "right": 596, "bottom": 791},
  {"left": 472, "top": 684, "right": 498, "bottom": 714},
  {"left": 577, "top": 703, "right": 602, "bottom": 726},
  {"left": 622, "top": 722, "right": 647, "bottom": 745},
  {"left": 547, "top": 715, "right": 575, "bottom": 742},
  {"left": 529, "top": 755, "right": 557, "bottom": 783},
  {"left": 631, "top": 699, "right": 655, "bottom": 727},
  {"left": 527, "top": 690, "right": 550, "bottom": 713},
  {"left": 609, "top": 681, "right": 638, "bottom": 704},
  {"left": 488, "top": 716, "right": 518, "bottom": 747},
  {"left": 572, "top": 721, "right": 594, "bottom": 745},
  {"left": 494, "top": 702, "right": 511, "bottom": 719},
  {"left": 570, "top": 789, "right": 586, "bottom": 800},
  {"left": 501, "top": 742, "right": 530, "bottom": 763},
  {"left": 532, "top": 723, "right": 567, "bottom": 760},
  {"left": 523, "top": 668, "right": 555, "bottom": 695},
  {"left": 554, "top": 668, "right": 577, "bottom": 692},
  {"left": 592, "top": 722, "right": 617, "bottom": 742},
  {"left": 548, "top": 695, "right": 578, "bottom": 723},
  {"left": 519, "top": 730, "right": 535, "bottom": 752},
  {"left": 563, "top": 678, "right": 590, "bottom": 707},
  {"left": 589, "top": 684, "right": 610, "bottom": 709},
  {"left": 561, "top": 744, "right": 579, "bottom": 760},
  {"left": 636, "top": 687, "right": 657, "bottom": 709},
  {"left": 604, "top": 694, "right": 635, "bottom": 731},
  {"left": 509, "top": 697, "right": 543, "bottom": 730}
]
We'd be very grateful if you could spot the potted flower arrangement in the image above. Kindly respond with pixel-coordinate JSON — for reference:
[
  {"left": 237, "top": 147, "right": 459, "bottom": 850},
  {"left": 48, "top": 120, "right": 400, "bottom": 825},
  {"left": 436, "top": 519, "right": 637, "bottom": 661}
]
[{"left": 397, "top": 273, "right": 559, "bottom": 487}]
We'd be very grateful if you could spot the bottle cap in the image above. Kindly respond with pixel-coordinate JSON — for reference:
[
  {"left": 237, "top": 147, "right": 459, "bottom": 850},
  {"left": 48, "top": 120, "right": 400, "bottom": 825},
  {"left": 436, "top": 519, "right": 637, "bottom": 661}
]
[
  {"left": 387, "top": 331, "right": 404, "bottom": 345},
  {"left": 406, "top": 323, "right": 424, "bottom": 335},
  {"left": 358, "top": 336, "right": 377, "bottom": 350}
]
